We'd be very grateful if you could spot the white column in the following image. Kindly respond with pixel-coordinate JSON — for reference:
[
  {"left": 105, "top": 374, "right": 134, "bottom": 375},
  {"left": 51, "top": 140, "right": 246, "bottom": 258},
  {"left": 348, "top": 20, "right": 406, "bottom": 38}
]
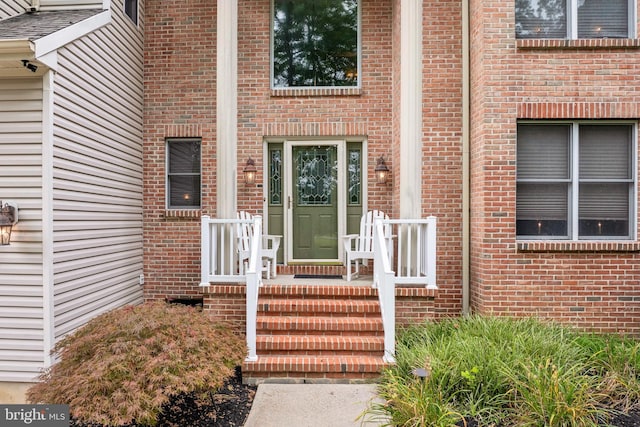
[
  {"left": 216, "top": 0, "right": 238, "bottom": 218},
  {"left": 399, "top": 0, "right": 423, "bottom": 219}
]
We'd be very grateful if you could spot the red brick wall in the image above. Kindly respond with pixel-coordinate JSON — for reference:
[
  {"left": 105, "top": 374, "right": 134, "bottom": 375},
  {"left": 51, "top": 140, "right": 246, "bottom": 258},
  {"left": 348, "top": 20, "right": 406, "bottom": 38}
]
[
  {"left": 469, "top": 0, "right": 640, "bottom": 334},
  {"left": 143, "top": 0, "right": 217, "bottom": 300},
  {"left": 143, "top": 0, "right": 465, "bottom": 322}
]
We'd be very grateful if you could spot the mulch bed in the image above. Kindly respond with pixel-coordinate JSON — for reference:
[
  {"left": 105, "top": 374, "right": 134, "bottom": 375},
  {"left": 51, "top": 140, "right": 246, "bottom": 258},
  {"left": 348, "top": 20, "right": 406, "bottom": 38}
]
[{"left": 70, "top": 368, "right": 256, "bottom": 427}]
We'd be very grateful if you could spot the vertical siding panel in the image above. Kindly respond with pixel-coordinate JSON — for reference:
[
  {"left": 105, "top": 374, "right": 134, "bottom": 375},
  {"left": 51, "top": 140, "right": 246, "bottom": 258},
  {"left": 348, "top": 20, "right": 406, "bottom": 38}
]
[
  {"left": 0, "top": 78, "right": 45, "bottom": 382},
  {"left": 51, "top": 1, "right": 144, "bottom": 339}
]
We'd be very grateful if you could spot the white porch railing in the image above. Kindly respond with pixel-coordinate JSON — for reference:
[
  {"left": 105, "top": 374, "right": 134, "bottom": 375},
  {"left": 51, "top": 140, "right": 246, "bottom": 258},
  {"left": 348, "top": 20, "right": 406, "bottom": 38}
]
[
  {"left": 373, "top": 217, "right": 437, "bottom": 363},
  {"left": 200, "top": 215, "right": 437, "bottom": 364},
  {"left": 200, "top": 215, "right": 262, "bottom": 361}
]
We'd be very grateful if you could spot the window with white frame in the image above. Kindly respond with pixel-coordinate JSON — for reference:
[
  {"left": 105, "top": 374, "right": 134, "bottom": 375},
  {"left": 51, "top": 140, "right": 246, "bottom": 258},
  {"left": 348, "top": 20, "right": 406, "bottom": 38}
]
[
  {"left": 124, "top": 0, "right": 138, "bottom": 25},
  {"left": 167, "top": 138, "right": 201, "bottom": 209},
  {"left": 516, "top": 122, "right": 636, "bottom": 239},
  {"left": 272, "top": 0, "right": 359, "bottom": 88},
  {"left": 515, "top": 0, "right": 633, "bottom": 39}
]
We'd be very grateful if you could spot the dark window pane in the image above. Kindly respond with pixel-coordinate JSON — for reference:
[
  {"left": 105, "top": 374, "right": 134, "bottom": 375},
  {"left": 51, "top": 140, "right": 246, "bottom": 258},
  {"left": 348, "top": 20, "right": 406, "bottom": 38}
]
[
  {"left": 515, "top": 0, "right": 567, "bottom": 39},
  {"left": 578, "top": 0, "right": 628, "bottom": 38},
  {"left": 517, "top": 183, "right": 568, "bottom": 236},
  {"left": 169, "top": 176, "right": 201, "bottom": 207},
  {"left": 125, "top": 0, "right": 138, "bottom": 24},
  {"left": 517, "top": 124, "right": 570, "bottom": 179},
  {"left": 579, "top": 183, "right": 629, "bottom": 237},
  {"left": 169, "top": 140, "right": 201, "bottom": 174},
  {"left": 579, "top": 125, "right": 631, "bottom": 180},
  {"left": 273, "top": 0, "right": 358, "bottom": 87}
]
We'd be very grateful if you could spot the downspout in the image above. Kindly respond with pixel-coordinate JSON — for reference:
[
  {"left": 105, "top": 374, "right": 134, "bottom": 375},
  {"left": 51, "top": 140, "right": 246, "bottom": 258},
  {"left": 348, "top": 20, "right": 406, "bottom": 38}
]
[{"left": 461, "top": 0, "right": 470, "bottom": 315}]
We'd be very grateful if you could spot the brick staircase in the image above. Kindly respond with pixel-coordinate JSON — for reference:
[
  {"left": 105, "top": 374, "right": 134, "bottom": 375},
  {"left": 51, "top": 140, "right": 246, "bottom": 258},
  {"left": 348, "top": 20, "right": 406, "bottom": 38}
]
[{"left": 242, "top": 283, "right": 389, "bottom": 384}]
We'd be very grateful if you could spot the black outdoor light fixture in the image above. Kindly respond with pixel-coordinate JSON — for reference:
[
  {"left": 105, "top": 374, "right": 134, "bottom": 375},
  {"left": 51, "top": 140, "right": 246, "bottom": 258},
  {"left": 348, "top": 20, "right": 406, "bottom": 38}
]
[
  {"left": 243, "top": 157, "right": 257, "bottom": 185},
  {"left": 0, "top": 201, "right": 18, "bottom": 245},
  {"left": 21, "top": 60, "right": 38, "bottom": 73},
  {"left": 375, "top": 156, "right": 390, "bottom": 184}
]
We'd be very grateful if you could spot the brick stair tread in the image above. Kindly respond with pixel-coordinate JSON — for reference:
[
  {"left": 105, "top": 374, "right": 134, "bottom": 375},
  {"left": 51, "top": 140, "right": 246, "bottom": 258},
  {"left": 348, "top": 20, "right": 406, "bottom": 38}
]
[
  {"left": 256, "top": 335, "right": 384, "bottom": 352},
  {"left": 242, "top": 355, "right": 388, "bottom": 374},
  {"left": 257, "top": 315, "right": 383, "bottom": 332},
  {"left": 259, "top": 284, "right": 378, "bottom": 298},
  {"left": 258, "top": 298, "right": 380, "bottom": 315}
]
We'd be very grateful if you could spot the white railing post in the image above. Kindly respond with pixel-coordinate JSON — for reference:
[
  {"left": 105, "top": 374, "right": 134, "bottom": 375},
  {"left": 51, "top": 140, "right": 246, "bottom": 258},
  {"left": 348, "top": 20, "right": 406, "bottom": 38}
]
[
  {"left": 373, "top": 218, "right": 396, "bottom": 363},
  {"left": 200, "top": 216, "right": 211, "bottom": 287},
  {"left": 426, "top": 216, "right": 437, "bottom": 289},
  {"left": 245, "top": 215, "right": 262, "bottom": 362}
]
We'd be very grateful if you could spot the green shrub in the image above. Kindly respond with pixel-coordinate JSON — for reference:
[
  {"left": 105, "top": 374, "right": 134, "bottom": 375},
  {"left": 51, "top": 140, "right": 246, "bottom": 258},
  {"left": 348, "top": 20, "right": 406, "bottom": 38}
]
[
  {"left": 369, "top": 316, "right": 640, "bottom": 427},
  {"left": 27, "top": 301, "right": 246, "bottom": 426}
]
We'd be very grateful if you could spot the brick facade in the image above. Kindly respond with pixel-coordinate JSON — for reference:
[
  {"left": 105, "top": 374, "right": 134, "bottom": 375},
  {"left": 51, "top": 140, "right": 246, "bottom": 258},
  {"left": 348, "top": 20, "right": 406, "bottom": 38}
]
[
  {"left": 469, "top": 0, "right": 640, "bottom": 334},
  {"left": 143, "top": 0, "right": 639, "bottom": 334}
]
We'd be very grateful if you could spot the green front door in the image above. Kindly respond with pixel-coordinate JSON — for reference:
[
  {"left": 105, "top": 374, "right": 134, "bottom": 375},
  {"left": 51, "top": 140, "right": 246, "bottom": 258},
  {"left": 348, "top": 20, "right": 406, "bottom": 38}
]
[{"left": 292, "top": 145, "right": 338, "bottom": 259}]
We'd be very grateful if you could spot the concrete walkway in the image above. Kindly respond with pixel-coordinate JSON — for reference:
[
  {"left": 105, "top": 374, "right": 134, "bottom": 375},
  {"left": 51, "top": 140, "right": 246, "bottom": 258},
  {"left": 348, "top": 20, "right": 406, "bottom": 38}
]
[{"left": 243, "top": 383, "right": 388, "bottom": 427}]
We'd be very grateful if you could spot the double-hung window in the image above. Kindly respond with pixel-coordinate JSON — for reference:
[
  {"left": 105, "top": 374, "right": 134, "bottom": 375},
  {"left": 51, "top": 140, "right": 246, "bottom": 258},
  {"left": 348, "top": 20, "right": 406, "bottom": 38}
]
[
  {"left": 515, "top": 0, "right": 634, "bottom": 39},
  {"left": 516, "top": 122, "right": 636, "bottom": 240},
  {"left": 272, "top": 0, "right": 359, "bottom": 88},
  {"left": 167, "top": 138, "right": 201, "bottom": 209}
]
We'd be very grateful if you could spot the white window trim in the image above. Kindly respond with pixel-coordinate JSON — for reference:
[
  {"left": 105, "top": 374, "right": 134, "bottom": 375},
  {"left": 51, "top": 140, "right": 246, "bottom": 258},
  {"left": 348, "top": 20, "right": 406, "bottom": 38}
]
[
  {"left": 270, "top": 0, "right": 362, "bottom": 91},
  {"left": 517, "top": 120, "right": 637, "bottom": 241}
]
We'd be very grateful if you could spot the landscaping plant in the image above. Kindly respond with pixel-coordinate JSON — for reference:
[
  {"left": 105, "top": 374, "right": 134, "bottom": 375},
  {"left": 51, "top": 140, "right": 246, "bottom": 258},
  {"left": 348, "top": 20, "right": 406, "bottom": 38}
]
[
  {"left": 369, "top": 316, "right": 640, "bottom": 427},
  {"left": 27, "top": 301, "right": 246, "bottom": 426}
]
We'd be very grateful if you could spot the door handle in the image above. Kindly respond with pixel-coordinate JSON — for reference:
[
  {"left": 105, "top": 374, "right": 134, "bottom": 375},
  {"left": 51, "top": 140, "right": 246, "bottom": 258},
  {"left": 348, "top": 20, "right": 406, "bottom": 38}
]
[{"left": 288, "top": 196, "right": 292, "bottom": 209}]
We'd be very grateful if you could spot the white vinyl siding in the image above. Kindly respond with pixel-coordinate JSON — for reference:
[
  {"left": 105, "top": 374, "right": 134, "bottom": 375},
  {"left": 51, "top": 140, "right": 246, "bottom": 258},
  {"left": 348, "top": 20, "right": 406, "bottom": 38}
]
[
  {"left": 0, "top": 78, "right": 45, "bottom": 382},
  {"left": 51, "top": 3, "right": 144, "bottom": 339},
  {"left": 0, "top": 0, "right": 30, "bottom": 19},
  {"left": 39, "top": 0, "right": 104, "bottom": 11}
]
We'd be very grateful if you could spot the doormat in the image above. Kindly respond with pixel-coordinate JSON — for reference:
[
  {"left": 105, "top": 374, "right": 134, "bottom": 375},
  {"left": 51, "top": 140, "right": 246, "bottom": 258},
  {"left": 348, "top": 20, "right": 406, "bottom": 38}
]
[{"left": 293, "top": 274, "right": 343, "bottom": 279}]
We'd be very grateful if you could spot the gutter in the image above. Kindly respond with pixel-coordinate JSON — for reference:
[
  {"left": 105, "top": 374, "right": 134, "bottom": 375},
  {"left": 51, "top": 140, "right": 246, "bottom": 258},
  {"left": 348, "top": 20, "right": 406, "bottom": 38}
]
[{"left": 461, "top": 0, "right": 470, "bottom": 315}]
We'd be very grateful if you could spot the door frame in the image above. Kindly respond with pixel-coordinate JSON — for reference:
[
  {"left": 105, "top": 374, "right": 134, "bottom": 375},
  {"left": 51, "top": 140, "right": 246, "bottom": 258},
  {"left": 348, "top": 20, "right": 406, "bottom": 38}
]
[{"left": 263, "top": 138, "right": 368, "bottom": 265}]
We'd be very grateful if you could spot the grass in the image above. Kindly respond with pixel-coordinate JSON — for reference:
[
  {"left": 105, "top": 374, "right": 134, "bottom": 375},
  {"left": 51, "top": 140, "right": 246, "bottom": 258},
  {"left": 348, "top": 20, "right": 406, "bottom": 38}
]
[{"left": 366, "top": 316, "right": 640, "bottom": 427}]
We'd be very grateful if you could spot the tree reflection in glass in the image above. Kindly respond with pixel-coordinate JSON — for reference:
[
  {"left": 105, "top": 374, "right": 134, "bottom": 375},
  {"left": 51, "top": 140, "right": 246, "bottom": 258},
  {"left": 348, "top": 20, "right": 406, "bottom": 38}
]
[{"left": 273, "top": 0, "right": 358, "bottom": 87}]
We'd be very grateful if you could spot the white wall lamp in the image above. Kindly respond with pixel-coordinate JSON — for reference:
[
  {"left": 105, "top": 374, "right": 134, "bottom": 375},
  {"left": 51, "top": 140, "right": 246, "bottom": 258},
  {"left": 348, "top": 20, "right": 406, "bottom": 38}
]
[{"left": 0, "top": 201, "right": 18, "bottom": 245}]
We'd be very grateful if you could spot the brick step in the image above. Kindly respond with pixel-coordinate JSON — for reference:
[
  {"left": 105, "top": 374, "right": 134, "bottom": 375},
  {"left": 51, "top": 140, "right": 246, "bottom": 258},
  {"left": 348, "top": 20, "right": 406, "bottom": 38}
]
[
  {"left": 256, "top": 335, "right": 385, "bottom": 355},
  {"left": 257, "top": 298, "right": 381, "bottom": 316},
  {"left": 259, "top": 284, "right": 378, "bottom": 299},
  {"left": 242, "top": 355, "right": 387, "bottom": 383},
  {"left": 257, "top": 315, "right": 383, "bottom": 334}
]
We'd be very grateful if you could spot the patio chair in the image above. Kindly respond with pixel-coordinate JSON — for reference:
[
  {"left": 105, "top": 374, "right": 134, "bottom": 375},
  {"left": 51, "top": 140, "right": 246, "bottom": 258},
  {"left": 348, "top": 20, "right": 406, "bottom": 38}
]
[
  {"left": 237, "top": 211, "right": 281, "bottom": 279},
  {"left": 342, "top": 210, "right": 391, "bottom": 281}
]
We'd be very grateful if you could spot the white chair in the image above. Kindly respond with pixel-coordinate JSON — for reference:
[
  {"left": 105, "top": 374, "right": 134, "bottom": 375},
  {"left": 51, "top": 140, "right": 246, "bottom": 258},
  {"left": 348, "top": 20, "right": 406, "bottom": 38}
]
[
  {"left": 342, "top": 210, "right": 391, "bottom": 281},
  {"left": 237, "top": 211, "right": 281, "bottom": 279}
]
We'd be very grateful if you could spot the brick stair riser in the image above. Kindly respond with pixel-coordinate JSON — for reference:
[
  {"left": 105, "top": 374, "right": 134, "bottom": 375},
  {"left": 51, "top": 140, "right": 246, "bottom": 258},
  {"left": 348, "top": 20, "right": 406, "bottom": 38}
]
[
  {"left": 244, "top": 284, "right": 389, "bottom": 381},
  {"left": 257, "top": 300, "right": 381, "bottom": 316}
]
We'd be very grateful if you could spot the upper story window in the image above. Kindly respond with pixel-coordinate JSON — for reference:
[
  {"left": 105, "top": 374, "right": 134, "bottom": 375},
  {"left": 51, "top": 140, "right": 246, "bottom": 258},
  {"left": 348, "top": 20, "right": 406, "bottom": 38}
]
[
  {"left": 167, "top": 138, "right": 201, "bottom": 209},
  {"left": 124, "top": 0, "right": 138, "bottom": 25},
  {"left": 272, "top": 0, "right": 359, "bottom": 88},
  {"left": 516, "top": 122, "right": 636, "bottom": 240},
  {"left": 515, "top": 0, "right": 634, "bottom": 39}
]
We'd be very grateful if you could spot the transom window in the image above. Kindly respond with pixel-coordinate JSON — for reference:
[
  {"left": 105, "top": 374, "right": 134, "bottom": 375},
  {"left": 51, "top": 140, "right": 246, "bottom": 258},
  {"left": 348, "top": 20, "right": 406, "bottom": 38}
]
[
  {"left": 272, "top": 0, "right": 359, "bottom": 88},
  {"left": 167, "top": 138, "right": 201, "bottom": 209},
  {"left": 516, "top": 122, "right": 636, "bottom": 240},
  {"left": 515, "top": 0, "right": 634, "bottom": 39}
]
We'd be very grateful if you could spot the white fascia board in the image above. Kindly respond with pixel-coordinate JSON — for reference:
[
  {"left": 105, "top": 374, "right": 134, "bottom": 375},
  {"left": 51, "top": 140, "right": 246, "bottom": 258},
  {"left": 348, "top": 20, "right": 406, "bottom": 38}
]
[{"left": 34, "top": 9, "right": 111, "bottom": 59}]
